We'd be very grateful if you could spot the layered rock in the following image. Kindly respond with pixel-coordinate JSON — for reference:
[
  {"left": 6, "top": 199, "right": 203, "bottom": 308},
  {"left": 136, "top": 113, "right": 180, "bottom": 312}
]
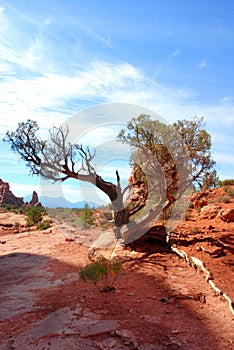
[
  {"left": 218, "top": 208, "right": 234, "bottom": 222},
  {"left": 0, "top": 179, "right": 24, "bottom": 207},
  {"left": 199, "top": 204, "right": 221, "bottom": 220},
  {"left": 191, "top": 191, "right": 208, "bottom": 209}
]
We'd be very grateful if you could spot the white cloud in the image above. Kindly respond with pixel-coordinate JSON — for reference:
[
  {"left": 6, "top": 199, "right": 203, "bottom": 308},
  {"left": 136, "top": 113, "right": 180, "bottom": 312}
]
[
  {"left": 0, "top": 5, "right": 233, "bottom": 183},
  {"left": 44, "top": 16, "right": 52, "bottom": 26},
  {"left": 0, "top": 61, "right": 144, "bottom": 109},
  {"left": 171, "top": 49, "right": 181, "bottom": 57},
  {"left": 26, "top": 36, "right": 44, "bottom": 68},
  {"left": 10, "top": 182, "right": 41, "bottom": 198},
  {"left": 1, "top": 58, "right": 234, "bottom": 166},
  {"left": 198, "top": 59, "right": 207, "bottom": 69},
  {"left": 219, "top": 96, "right": 234, "bottom": 104}
]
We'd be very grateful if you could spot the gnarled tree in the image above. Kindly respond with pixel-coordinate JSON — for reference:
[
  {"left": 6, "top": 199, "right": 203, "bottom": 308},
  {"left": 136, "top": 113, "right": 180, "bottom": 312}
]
[
  {"left": 4, "top": 115, "right": 216, "bottom": 244},
  {"left": 4, "top": 120, "right": 146, "bottom": 241}
]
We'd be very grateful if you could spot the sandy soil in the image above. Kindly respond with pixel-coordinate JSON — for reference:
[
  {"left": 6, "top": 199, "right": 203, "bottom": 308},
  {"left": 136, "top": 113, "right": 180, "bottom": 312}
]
[{"left": 0, "top": 195, "right": 234, "bottom": 349}]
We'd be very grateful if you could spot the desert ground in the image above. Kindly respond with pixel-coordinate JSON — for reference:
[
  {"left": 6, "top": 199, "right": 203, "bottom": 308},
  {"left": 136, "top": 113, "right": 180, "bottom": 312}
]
[{"left": 0, "top": 187, "right": 233, "bottom": 349}]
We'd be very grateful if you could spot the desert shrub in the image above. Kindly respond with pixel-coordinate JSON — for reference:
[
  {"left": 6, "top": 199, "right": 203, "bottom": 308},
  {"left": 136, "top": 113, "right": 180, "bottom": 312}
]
[
  {"left": 223, "top": 186, "right": 234, "bottom": 198},
  {"left": 79, "top": 257, "right": 122, "bottom": 292},
  {"left": 14, "top": 221, "right": 20, "bottom": 231},
  {"left": 72, "top": 217, "right": 84, "bottom": 228},
  {"left": 78, "top": 204, "right": 94, "bottom": 229},
  {"left": 3, "top": 204, "right": 17, "bottom": 211},
  {"left": 216, "top": 195, "right": 231, "bottom": 203},
  {"left": 37, "top": 220, "right": 51, "bottom": 230},
  {"left": 25, "top": 206, "right": 43, "bottom": 226},
  {"left": 55, "top": 208, "right": 74, "bottom": 221},
  {"left": 13, "top": 208, "right": 25, "bottom": 214},
  {"left": 191, "top": 226, "right": 202, "bottom": 234},
  {"left": 219, "top": 179, "right": 234, "bottom": 186}
]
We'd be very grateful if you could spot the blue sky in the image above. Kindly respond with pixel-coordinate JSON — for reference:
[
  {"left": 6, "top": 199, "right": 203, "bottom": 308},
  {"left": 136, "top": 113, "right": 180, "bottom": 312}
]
[{"left": 0, "top": 0, "right": 234, "bottom": 204}]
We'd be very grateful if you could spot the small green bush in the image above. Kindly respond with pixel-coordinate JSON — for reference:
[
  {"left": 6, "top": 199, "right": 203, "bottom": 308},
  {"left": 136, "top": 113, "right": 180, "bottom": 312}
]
[
  {"left": 13, "top": 208, "right": 25, "bottom": 214},
  {"left": 79, "top": 257, "right": 122, "bottom": 292},
  {"left": 25, "top": 206, "right": 43, "bottom": 226},
  {"left": 37, "top": 220, "right": 51, "bottom": 230},
  {"left": 3, "top": 204, "right": 17, "bottom": 211}
]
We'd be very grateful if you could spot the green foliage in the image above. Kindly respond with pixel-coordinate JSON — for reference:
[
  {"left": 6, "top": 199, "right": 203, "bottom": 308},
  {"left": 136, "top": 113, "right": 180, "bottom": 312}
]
[
  {"left": 1, "top": 205, "right": 25, "bottom": 214},
  {"left": 219, "top": 179, "right": 234, "bottom": 186},
  {"left": 13, "top": 208, "right": 25, "bottom": 214},
  {"left": 3, "top": 120, "right": 44, "bottom": 175},
  {"left": 3, "top": 204, "right": 18, "bottom": 211},
  {"left": 201, "top": 170, "right": 219, "bottom": 190},
  {"left": 78, "top": 204, "right": 94, "bottom": 229},
  {"left": 25, "top": 206, "right": 43, "bottom": 226},
  {"left": 173, "top": 117, "right": 217, "bottom": 189},
  {"left": 37, "top": 220, "right": 51, "bottom": 230},
  {"left": 118, "top": 115, "right": 217, "bottom": 189},
  {"left": 79, "top": 257, "right": 122, "bottom": 292},
  {"left": 117, "top": 114, "right": 217, "bottom": 219}
]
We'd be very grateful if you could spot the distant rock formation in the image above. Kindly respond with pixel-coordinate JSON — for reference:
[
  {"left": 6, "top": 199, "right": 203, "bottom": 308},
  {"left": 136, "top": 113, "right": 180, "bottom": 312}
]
[
  {"left": 29, "top": 190, "right": 42, "bottom": 207},
  {"left": 0, "top": 179, "right": 24, "bottom": 207}
]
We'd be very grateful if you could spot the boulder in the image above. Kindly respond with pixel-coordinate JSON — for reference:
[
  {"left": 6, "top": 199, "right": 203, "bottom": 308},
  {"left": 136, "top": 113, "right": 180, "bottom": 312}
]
[
  {"left": 0, "top": 179, "right": 24, "bottom": 207},
  {"left": 191, "top": 191, "right": 208, "bottom": 209},
  {"left": 88, "top": 231, "right": 117, "bottom": 262},
  {"left": 199, "top": 204, "right": 221, "bottom": 220},
  {"left": 218, "top": 208, "right": 234, "bottom": 222}
]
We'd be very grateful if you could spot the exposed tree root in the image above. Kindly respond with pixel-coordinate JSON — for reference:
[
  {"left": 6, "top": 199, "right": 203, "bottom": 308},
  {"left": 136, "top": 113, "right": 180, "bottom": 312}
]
[{"left": 170, "top": 244, "right": 234, "bottom": 317}]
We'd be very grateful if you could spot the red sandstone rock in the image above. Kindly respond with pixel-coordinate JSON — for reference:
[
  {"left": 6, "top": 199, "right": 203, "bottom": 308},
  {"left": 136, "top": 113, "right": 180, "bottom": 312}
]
[
  {"left": 199, "top": 204, "right": 221, "bottom": 220},
  {"left": 218, "top": 208, "right": 234, "bottom": 222},
  {"left": 29, "top": 190, "right": 41, "bottom": 206},
  {"left": 0, "top": 179, "right": 24, "bottom": 207}
]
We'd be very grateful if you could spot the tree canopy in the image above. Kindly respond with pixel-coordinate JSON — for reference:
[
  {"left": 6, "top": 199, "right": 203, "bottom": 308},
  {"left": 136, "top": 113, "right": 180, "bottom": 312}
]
[{"left": 117, "top": 115, "right": 218, "bottom": 191}]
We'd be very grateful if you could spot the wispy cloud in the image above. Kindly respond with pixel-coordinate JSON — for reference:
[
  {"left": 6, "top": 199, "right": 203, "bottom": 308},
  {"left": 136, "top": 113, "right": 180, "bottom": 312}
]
[
  {"left": 43, "top": 16, "right": 52, "bottom": 26},
  {"left": 198, "top": 58, "right": 208, "bottom": 69},
  {"left": 171, "top": 49, "right": 181, "bottom": 57},
  {"left": 10, "top": 182, "right": 41, "bottom": 198},
  {"left": 1, "top": 1, "right": 234, "bottom": 186},
  {"left": 0, "top": 4, "right": 4, "bottom": 14}
]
